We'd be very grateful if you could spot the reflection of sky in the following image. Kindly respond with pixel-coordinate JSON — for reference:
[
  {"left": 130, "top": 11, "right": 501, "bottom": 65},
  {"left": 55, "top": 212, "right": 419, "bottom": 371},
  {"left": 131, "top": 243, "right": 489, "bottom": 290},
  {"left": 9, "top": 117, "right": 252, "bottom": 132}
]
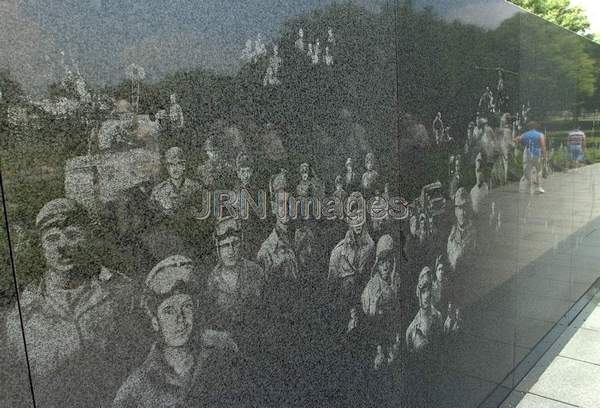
[
  {"left": 572, "top": 0, "right": 600, "bottom": 33},
  {"left": 17, "top": 0, "right": 326, "bottom": 83},
  {"left": 414, "top": 0, "right": 519, "bottom": 29},
  {"left": 1, "top": 0, "right": 519, "bottom": 93}
]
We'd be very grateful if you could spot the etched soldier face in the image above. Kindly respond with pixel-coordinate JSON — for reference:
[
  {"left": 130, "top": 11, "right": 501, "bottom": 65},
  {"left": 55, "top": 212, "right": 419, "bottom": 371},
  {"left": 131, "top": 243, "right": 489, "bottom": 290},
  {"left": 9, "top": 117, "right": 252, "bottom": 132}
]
[
  {"left": 365, "top": 159, "right": 374, "bottom": 171},
  {"left": 155, "top": 293, "right": 194, "bottom": 348},
  {"left": 351, "top": 224, "right": 363, "bottom": 236},
  {"left": 167, "top": 160, "right": 185, "bottom": 180},
  {"left": 218, "top": 235, "right": 241, "bottom": 267},
  {"left": 378, "top": 257, "right": 392, "bottom": 280},
  {"left": 436, "top": 261, "right": 445, "bottom": 282},
  {"left": 409, "top": 215, "right": 417, "bottom": 236},
  {"left": 419, "top": 284, "right": 432, "bottom": 309},
  {"left": 237, "top": 166, "right": 252, "bottom": 186},
  {"left": 455, "top": 204, "right": 467, "bottom": 227},
  {"left": 274, "top": 191, "right": 290, "bottom": 224},
  {"left": 475, "top": 168, "right": 483, "bottom": 185},
  {"left": 206, "top": 147, "right": 219, "bottom": 161},
  {"left": 41, "top": 225, "right": 87, "bottom": 272}
]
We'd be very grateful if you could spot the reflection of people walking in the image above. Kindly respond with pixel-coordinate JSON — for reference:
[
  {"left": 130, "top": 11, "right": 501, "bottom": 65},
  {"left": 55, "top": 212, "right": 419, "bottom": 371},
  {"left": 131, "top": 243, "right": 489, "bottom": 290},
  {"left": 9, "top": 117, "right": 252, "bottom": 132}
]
[
  {"left": 567, "top": 126, "right": 586, "bottom": 171},
  {"left": 515, "top": 121, "right": 546, "bottom": 194}
]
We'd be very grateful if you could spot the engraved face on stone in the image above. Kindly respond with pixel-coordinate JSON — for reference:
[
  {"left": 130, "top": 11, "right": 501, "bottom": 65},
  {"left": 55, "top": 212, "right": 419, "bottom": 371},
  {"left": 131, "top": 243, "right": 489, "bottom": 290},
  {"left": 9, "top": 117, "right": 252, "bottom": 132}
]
[
  {"left": 378, "top": 256, "right": 392, "bottom": 281},
  {"left": 41, "top": 224, "right": 87, "bottom": 272},
  {"left": 274, "top": 191, "right": 290, "bottom": 224},
  {"left": 206, "top": 147, "right": 219, "bottom": 161},
  {"left": 435, "top": 259, "right": 445, "bottom": 282},
  {"left": 455, "top": 204, "right": 466, "bottom": 228},
  {"left": 237, "top": 166, "right": 252, "bottom": 186},
  {"left": 418, "top": 279, "right": 432, "bottom": 310},
  {"left": 365, "top": 153, "right": 375, "bottom": 171},
  {"left": 167, "top": 160, "right": 185, "bottom": 181},
  {"left": 218, "top": 235, "right": 241, "bottom": 267},
  {"left": 155, "top": 293, "right": 194, "bottom": 348}
]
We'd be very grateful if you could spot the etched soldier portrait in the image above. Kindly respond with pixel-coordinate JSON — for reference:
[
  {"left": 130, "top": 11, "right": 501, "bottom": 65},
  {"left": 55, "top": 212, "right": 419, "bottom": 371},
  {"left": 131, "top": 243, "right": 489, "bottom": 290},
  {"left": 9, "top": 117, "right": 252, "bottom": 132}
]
[
  {"left": 147, "top": 147, "right": 207, "bottom": 261},
  {"left": 169, "top": 93, "right": 184, "bottom": 129},
  {"left": 361, "top": 152, "right": 380, "bottom": 197},
  {"left": 234, "top": 151, "right": 254, "bottom": 191},
  {"left": 447, "top": 187, "right": 476, "bottom": 273},
  {"left": 205, "top": 217, "right": 264, "bottom": 352},
  {"left": 406, "top": 266, "right": 443, "bottom": 354},
  {"left": 431, "top": 254, "right": 450, "bottom": 314},
  {"left": 150, "top": 147, "right": 203, "bottom": 219},
  {"left": 113, "top": 255, "right": 242, "bottom": 408},
  {"left": 344, "top": 157, "right": 360, "bottom": 193},
  {"left": 296, "top": 162, "right": 313, "bottom": 197},
  {"left": 470, "top": 152, "right": 489, "bottom": 215},
  {"left": 3, "top": 199, "right": 144, "bottom": 407},
  {"left": 361, "top": 235, "right": 398, "bottom": 318},
  {"left": 328, "top": 192, "right": 375, "bottom": 314},
  {"left": 196, "top": 129, "right": 236, "bottom": 191}
]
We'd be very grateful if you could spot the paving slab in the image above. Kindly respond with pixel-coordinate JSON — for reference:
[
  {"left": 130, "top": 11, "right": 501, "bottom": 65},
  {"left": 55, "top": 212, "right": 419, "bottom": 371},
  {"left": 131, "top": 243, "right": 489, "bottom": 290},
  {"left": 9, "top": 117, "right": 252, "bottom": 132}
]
[
  {"left": 501, "top": 391, "right": 577, "bottom": 408},
  {"left": 516, "top": 355, "right": 600, "bottom": 407},
  {"left": 558, "top": 326, "right": 600, "bottom": 366}
]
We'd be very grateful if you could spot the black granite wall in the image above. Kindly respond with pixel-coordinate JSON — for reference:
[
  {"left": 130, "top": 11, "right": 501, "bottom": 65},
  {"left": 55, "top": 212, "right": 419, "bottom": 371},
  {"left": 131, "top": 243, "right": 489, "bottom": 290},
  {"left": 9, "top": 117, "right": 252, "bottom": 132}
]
[{"left": 1, "top": 1, "right": 599, "bottom": 406}]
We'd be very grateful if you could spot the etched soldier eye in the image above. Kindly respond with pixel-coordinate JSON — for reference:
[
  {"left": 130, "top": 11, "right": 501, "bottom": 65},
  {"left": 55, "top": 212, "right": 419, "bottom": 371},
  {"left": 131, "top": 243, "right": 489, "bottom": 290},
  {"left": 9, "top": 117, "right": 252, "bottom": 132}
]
[
  {"left": 162, "top": 305, "right": 175, "bottom": 315},
  {"left": 64, "top": 228, "right": 84, "bottom": 241},
  {"left": 44, "top": 233, "right": 61, "bottom": 243}
]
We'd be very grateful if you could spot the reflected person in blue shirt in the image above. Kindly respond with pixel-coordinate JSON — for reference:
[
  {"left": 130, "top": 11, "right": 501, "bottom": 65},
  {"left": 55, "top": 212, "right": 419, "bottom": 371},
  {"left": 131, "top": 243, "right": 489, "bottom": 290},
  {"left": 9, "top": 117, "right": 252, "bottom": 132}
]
[{"left": 515, "top": 121, "right": 547, "bottom": 194}]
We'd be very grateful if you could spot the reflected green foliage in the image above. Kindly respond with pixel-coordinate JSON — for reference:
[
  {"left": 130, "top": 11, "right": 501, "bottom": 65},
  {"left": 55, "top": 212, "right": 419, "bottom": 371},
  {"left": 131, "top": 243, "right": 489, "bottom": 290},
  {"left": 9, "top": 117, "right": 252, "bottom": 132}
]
[
  {"left": 0, "top": 70, "right": 23, "bottom": 104},
  {"left": 516, "top": 13, "right": 597, "bottom": 114},
  {"left": 508, "top": 0, "right": 591, "bottom": 34}
]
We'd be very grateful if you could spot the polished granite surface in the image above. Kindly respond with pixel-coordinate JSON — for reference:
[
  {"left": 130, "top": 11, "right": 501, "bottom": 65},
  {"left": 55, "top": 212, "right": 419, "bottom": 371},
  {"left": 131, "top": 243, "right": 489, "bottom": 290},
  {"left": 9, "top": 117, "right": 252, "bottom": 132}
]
[{"left": 2, "top": 1, "right": 600, "bottom": 407}]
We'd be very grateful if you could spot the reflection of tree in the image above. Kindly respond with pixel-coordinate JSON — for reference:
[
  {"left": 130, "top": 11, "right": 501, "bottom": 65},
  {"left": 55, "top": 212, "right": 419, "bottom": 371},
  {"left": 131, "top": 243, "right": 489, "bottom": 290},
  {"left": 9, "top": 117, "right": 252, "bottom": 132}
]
[
  {"left": 0, "top": 70, "right": 23, "bottom": 105},
  {"left": 508, "top": 0, "right": 591, "bottom": 35},
  {"left": 99, "top": 4, "right": 597, "bottom": 197},
  {"left": 513, "top": 13, "right": 597, "bottom": 115},
  {"left": 7, "top": 3, "right": 600, "bottom": 203}
]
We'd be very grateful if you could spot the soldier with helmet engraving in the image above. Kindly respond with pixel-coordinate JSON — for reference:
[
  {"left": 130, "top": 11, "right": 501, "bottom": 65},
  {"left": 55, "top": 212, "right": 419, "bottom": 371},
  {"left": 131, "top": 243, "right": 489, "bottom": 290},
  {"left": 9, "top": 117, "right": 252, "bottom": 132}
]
[
  {"left": 148, "top": 147, "right": 207, "bottom": 262},
  {"left": 206, "top": 216, "right": 265, "bottom": 352},
  {"left": 150, "top": 147, "right": 204, "bottom": 219},
  {"left": 361, "top": 152, "right": 380, "bottom": 198},
  {"left": 406, "top": 266, "right": 443, "bottom": 354},
  {"left": 447, "top": 187, "right": 476, "bottom": 273},
  {"left": 344, "top": 157, "right": 360, "bottom": 193},
  {"left": 328, "top": 192, "right": 375, "bottom": 315},
  {"left": 196, "top": 131, "right": 236, "bottom": 190},
  {"left": 113, "top": 255, "right": 242, "bottom": 408},
  {"left": 257, "top": 169, "right": 300, "bottom": 315},
  {"left": 3, "top": 198, "right": 144, "bottom": 408},
  {"left": 234, "top": 151, "right": 266, "bottom": 257}
]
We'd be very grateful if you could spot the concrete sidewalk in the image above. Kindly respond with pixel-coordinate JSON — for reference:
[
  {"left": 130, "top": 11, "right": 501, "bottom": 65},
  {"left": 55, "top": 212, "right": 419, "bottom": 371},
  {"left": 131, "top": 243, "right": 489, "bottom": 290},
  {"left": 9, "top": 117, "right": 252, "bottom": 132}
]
[{"left": 501, "top": 290, "right": 600, "bottom": 407}]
